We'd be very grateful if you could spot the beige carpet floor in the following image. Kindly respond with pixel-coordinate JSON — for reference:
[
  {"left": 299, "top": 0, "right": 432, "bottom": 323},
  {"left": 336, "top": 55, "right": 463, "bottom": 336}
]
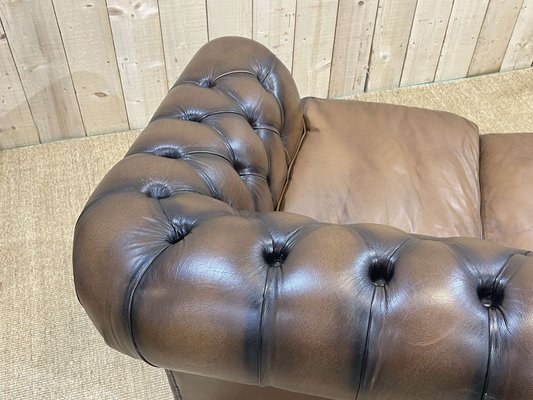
[{"left": 1, "top": 68, "right": 532, "bottom": 399}]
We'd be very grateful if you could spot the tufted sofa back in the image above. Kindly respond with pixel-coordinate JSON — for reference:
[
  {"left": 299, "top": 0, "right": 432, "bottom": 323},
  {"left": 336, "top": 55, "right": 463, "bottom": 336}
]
[
  {"left": 86, "top": 37, "right": 303, "bottom": 216},
  {"left": 74, "top": 37, "right": 533, "bottom": 400}
]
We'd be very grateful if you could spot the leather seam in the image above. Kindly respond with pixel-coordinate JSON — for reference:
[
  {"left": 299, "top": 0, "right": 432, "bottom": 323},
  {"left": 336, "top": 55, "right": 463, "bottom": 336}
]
[
  {"left": 355, "top": 287, "right": 377, "bottom": 400},
  {"left": 203, "top": 122, "right": 237, "bottom": 164},
  {"left": 165, "top": 370, "right": 183, "bottom": 400},
  {"left": 78, "top": 187, "right": 207, "bottom": 225},
  {"left": 125, "top": 197, "right": 179, "bottom": 366},
  {"left": 276, "top": 115, "right": 307, "bottom": 211},
  {"left": 261, "top": 57, "right": 286, "bottom": 127},
  {"left": 125, "top": 243, "right": 169, "bottom": 367},
  {"left": 257, "top": 265, "right": 273, "bottom": 386},
  {"left": 479, "top": 251, "right": 519, "bottom": 400}
]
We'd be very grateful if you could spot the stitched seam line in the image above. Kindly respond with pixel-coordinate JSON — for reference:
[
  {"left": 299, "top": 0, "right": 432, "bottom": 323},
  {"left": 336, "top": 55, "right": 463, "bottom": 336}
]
[
  {"left": 478, "top": 252, "right": 518, "bottom": 399},
  {"left": 185, "top": 158, "right": 221, "bottom": 200},
  {"left": 240, "top": 172, "right": 268, "bottom": 182},
  {"left": 481, "top": 309, "right": 493, "bottom": 400},
  {"left": 355, "top": 287, "right": 377, "bottom": 400},
  {"left": 165, "top": 370, "right": 183, "bottom": 400},
  {"left": 276, "top": 116, "right": 307, "bottom": 211},
  {"left": 125, "top": 197, "right": 178, "bottom": 366},
  {"left": 126, "top": 244, "right": 169, "bottom": 367},
  {"left": 257, "top": 266, "right": 273, "bottom": 385},
  {"left": 262, "top": 57, "right": 286, "bottom": 127}
]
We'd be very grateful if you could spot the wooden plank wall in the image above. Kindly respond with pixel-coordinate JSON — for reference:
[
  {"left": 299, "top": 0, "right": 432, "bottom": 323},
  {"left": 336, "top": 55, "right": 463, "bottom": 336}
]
[{"left": 0, "top": 0, "right": 531, "bottom": 150}]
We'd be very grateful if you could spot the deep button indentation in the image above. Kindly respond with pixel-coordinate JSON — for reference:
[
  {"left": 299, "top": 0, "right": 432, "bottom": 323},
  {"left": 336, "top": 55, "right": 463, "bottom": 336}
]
[
  {"left": 142, "top": 183, "right": 171, "bottom": 199},
  {"left": 264, "top": 246, "right": 287, "bottom": 268},
  {"left": 166, "top": 230, "right": 181, "bottom": 245},
  {"left": 245, "top": 114, "right": 256, "bottom": 126},
  {"left": 153, "top": 147, "right": 181, "bottom": 159},
  {"left": 477, "top": 280, "right": 504, "bottom": 308},
  {"left": 258, "top": 77, "right": 270, "bottom": 92},
  {"left": 368, "top": 257, "right": 394, "bottom": 287},
  {"left": 198, "top": 77, "right": 214, "bottom": 88},
  {"left": 185, "top": 114, "right": 202, "bottom": 122},
  {"left": 166, "top": 222, "right": 192, "bottom": 245}
]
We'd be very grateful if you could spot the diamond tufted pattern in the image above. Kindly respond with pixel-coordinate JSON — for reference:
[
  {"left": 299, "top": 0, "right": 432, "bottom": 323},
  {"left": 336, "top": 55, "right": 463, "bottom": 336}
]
[{"left": 73, "top": 37, "right": 533, "bottom": 400}]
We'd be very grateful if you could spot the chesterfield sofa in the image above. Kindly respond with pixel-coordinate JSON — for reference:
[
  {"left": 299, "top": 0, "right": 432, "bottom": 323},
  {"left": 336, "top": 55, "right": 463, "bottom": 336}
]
[{"left": 73, "top": 37, "right": 533, "bottom": 400}]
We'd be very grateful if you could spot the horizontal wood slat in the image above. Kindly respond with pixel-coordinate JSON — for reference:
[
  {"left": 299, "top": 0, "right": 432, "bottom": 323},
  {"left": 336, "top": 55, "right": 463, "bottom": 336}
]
[
  {"left": 0, "top": 19, "right": 39, "bottom": 149},
  {"left": 53, "top": 0, "right": 129, "bottom": 135},
  {"left": 0, "top": 0, "right": 85, "bottom": 143},
  {"left": 0, "top": 0, "right": 531, "bottom": 149}
]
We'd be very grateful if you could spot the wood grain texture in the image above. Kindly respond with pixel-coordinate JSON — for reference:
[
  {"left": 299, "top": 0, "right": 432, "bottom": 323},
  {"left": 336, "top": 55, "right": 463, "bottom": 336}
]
[
  {"left": 253, "top": 0, "right": 297, "bottom": 70},
  {"left": 366, "top": 0, "right": 418, "bottom": 91},
  {"left": 468, "top": 0, "right": 523, "bottom": 76},
  {"left": 329, "top": 0, "right": 379, "bottom": 97},
  {"left": 0, "top": 20, "right": 39, "bottom": 149},
  {"left": 501, "top": 0, "right": 533, "bottom": 71},
  {"left": 53, "top": 0, "right": 129, "bottom": 135},
  {"left": 207, "top": 0, "right": 252, "bottom": 39},
  {"left": 292, "top": 0, "right": 339, "bottom": 98},
  {"left": 159, "top": 0, "right": 208, "bottom": 87},
  {"left": 400, "top": 0, "right": 454, "bottom": 86},
  {"left": 107, "top": 0, "right": 168, "bottom": 129},
  {"left": 0, "top": 0, "right": 85, "bottom": 143},
  {"left": 1, "top": 0, "right": 532, "bottom": 149},
  {"left": 435, "top": 0, "right": 490, "bottom": 81}
]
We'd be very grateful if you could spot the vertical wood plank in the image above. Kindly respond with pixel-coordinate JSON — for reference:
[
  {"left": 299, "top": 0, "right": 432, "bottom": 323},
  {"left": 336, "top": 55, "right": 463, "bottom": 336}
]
[
  {"left": 400, "top": 0, "right": 454, "bottom": 86},
  {"left": 159, "top": 0, "right": 208, "bottom": 87},
  {"left": 0, "top": 0, "right": 85, "bottom": 143},
  {"left": 0, "top": 19, "right": 40, "bottom": 149},
  {"left": 501, "top": 0, "right": 533, "bottom": 71},
  {"left": 107, "top": 0, "right": 168, "bottom": 129},
  {"left": 292, "top": 0, "right": 339, "bottom": 98},
  {"left": 329, "top": 0, "right": 379, "bottom": 97},
  {"left": 435, "top": 0, "right": 490, "bottom": 81},
  {"left": 253, "top": 0, "right": 297, "bottom": 71},
  {"left": 207, "top": 0, "right": 252, "bottom": 39},
  {"left": 468, "top": 0, "right": 523, "bottom": 76},
  {"left": 366, "top": 0, "right": 418, "bottom": 91},
  {"left": 53, "top": 0, "right": 129, "bottom": 135}
]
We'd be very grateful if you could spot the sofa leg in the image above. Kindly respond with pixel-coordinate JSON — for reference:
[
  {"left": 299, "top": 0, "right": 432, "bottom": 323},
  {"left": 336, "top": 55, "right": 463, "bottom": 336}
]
[{"left": 165, "top": 370, "right": 182, "bottom": 400}]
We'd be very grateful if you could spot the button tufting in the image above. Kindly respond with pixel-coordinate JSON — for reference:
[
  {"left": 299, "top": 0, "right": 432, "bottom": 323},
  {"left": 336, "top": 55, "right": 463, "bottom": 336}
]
[
  {"left": 368, "top": 257, "right": 394, "bottom": 287},
  {"left": 167, "top": 229, "right": 185, "bottom": 244},
  {"left": 142, "top": 183, "right": 171, "bottom": 199},
  {"left": 185, "top": 114, "right": 203, "bottom": 122},
  {"left": 153, "top": 147, "right": 181, "bottom": 159},
  {"left": 198, "top": 77, "right": 214, "bottom": 88},
  {"left": 477, "top": 281, "right": 504, "bottom": 308},
  {"left": 264, "top": 247, "right": 287, "bottom": 268},
  {"left": 166, "top": 230, "right": 181, "bottom": 245}
]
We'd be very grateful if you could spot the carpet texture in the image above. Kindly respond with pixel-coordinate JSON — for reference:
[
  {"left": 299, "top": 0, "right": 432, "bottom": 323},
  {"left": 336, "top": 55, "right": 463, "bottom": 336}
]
[{"left": 1, "top": 68, "right": 531, "bottom": 399}]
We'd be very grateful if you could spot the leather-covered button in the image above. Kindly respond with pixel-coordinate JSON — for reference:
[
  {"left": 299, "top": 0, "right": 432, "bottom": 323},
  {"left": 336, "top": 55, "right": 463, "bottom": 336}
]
[
  {"left": 166, "top": 230, "right": 181, "bottom": 244},
  {"left": 153, "top": 147, "right": 181, "bottom": 159},
  {"left": 143, "top": 183, "right": 171, "bottom": 199},
  {"left": 369, "top": 257, "right": 394, "bottom": 287},
  {"left": 477, "top": 281, "right": 504, "bottom": 308},
  {"left": 264, "top": 246, "right": 287, "bottom": 268}
]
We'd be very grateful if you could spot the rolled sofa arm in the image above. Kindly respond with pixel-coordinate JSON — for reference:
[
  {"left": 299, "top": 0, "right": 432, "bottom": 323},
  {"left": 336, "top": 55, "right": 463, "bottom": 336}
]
[{"left": 73, "top": 37, "right": 533, "bottom": 399}]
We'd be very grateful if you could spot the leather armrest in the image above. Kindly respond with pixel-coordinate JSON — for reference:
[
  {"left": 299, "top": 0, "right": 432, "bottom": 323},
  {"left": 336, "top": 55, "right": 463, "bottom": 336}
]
[{"left": 73, "top": 37, "right": 533, "bottom": 400}]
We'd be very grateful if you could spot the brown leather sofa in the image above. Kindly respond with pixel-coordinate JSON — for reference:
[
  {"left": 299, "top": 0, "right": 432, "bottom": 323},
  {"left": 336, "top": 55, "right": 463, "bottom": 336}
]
[{"left": 73, "top": 37, "right": 533, "bottom": 400}]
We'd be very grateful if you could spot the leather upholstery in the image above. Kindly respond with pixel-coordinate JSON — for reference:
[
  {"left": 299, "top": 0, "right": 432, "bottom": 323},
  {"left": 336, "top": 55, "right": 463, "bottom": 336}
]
[
  {"left": 73, "top": 37, "right": 533, "bottom": 400},
  {"left": 282, "top": 98, "right": 482, "bottom": 238},
  {"left": 481, "top": 133, "right": 533, "bottom": 250},
  {"left": 168, "top": 370, "right": 327, "bottom": 400}
]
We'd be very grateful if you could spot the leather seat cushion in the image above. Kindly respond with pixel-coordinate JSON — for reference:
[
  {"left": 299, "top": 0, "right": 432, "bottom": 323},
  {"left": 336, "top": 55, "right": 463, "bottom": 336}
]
[
  {"left": 281, "top": 98, "right": 482, "bottom": 238},
  {"left": 481, "top": 133, "right": 533, "bottom": 250}
]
